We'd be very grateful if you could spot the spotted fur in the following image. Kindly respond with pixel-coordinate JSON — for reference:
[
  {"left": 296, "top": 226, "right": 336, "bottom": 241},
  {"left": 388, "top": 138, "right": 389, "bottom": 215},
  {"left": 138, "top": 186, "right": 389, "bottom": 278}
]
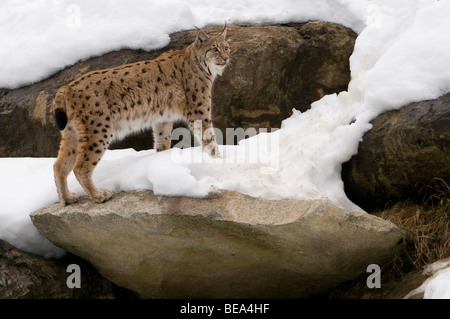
[{"left": 52, "top": 27, "right": 229, "bottom": 204}]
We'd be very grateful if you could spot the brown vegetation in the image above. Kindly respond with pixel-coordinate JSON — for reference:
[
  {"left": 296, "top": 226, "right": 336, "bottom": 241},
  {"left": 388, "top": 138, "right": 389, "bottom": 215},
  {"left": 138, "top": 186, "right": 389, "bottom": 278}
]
[
  {"left": 379, "top": 177, "right": 450, "bottom": 269},
  {"left": 330, "top": 178, "right": 449, "bottom": 298}
]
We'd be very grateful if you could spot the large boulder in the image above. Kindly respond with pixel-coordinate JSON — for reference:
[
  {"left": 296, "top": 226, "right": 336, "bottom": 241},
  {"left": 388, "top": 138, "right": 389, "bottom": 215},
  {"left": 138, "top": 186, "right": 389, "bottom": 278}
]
[
  {"left": 342, "top": 93, "right": 450, "bottom": 210},
  {"left": 0, "top": 22, "right": 356, "bottom": 156},
  {"left": 31, "top": 190, "right": 405, "bottom": 298}
]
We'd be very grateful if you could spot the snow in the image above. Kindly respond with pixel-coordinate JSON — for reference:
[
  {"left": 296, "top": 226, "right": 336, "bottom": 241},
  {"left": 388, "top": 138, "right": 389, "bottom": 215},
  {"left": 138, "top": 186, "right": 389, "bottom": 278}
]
[
  {"left": 1, "top": 0, "right": 450, "bottom": 298},
  {"left": 422, "top": 258, "right": 450, "bottom": 299},
  {"left": 0, "top": 0, "right": 369, "bottom": 90},
  {"left": 424, "top": 267, "right": 450, "bottom": 299},
  {"left": 404, "top": 258, "right": 450, "bottom": 299}
]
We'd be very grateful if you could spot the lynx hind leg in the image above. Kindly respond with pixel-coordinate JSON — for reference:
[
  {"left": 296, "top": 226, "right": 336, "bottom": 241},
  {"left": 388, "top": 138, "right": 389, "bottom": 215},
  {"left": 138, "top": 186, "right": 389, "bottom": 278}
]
[
  {"left": 73, "top": 133, "right": 112, "bottom": 203},
  {"left": 54, "top": 124, "right": 78, "bottom": 204},
  {"left": 153, "top": 122, "right": 173, "bottom": 152}
]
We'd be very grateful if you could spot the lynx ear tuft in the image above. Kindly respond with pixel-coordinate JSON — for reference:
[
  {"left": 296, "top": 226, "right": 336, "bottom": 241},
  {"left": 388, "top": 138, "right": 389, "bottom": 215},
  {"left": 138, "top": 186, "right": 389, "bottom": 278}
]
[
  {"left": 219, "top": 24, "right": 227, "bottom": 39},
  {"left": 196, "top": 30, "right": 209, "bottom": 46}
]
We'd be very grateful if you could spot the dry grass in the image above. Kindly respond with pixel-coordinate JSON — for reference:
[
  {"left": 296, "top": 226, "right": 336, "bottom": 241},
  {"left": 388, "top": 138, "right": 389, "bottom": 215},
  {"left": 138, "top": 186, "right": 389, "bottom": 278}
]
[
  {"left": 378, "top": 202, "right": 450, "bottom": 270},
  {"left": 329, "top": 178, "right": 449, "bottom": 298},
  {"left": 376, "top": 177, "right": 450, "bottom": 270}
]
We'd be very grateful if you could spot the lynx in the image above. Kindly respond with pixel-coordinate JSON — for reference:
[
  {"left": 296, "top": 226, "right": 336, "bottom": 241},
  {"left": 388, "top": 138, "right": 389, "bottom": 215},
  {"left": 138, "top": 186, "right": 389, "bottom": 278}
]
[{"left": 52, "top": 27, "right": 230, "bottom": 204}]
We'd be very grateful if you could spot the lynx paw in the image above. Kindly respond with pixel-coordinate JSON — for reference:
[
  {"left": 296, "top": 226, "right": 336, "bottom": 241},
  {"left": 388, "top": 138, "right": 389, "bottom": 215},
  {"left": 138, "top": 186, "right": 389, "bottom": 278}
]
[
  {"left": 207, "top": 145, "right": 221, "bottom": 159},
  {"left": 63, "top": 192, "right": 78, "bottom": 205},
  {"left": 94, "top": 189, "right": 113, "bottom": 203}
]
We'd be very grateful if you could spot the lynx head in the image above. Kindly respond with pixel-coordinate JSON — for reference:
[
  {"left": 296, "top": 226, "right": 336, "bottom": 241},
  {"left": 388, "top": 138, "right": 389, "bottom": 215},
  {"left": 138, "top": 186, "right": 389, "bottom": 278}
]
[{"left": 194, "top": 26, "right": 230, "bottom": 78}]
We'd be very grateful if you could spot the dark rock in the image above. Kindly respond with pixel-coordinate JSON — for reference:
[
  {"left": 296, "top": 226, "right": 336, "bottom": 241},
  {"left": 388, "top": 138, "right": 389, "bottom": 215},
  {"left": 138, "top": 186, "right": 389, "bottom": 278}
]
[
  {"left": 0, "top": 22, "right": 356, "bottom": 157},
  {"left": 212, "top": 22, "right": 355, "bottom": 133},
  {"left": 342, "top": 93, "right": 450, "bottom": 210},
  {"left": 0, "top": 106, "right": 59, "bottom": 157},
  {"left": 0, "top": 239, "right": 135, "bottom": 299}
]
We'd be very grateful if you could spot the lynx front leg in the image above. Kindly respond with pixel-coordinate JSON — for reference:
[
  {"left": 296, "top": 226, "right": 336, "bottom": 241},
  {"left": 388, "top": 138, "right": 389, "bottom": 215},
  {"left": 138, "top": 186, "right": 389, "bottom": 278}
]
[
  {"left": 188, "top": 117, "right": 220, "bottom": 158},
  {"left": 153, "top": 122, "right": 173, "bottom": 152}
]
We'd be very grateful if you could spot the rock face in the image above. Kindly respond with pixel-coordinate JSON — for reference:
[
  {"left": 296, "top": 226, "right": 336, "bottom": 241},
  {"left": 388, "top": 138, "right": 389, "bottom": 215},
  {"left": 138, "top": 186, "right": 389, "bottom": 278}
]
[
  {"left": 0, "top": 239, "right": 135, "bottom": 299},
  {"left": 0, "top": 22, "right": 356, "bottom": 156},
  {"left": 342, "top": 93, "right": 450, "bottom": 210},
  {"left": 31, "top": 190, "right": 405, "bottom": 298},
  {"left": 212, "top": 22, "right": 355, "bottom": 133}
]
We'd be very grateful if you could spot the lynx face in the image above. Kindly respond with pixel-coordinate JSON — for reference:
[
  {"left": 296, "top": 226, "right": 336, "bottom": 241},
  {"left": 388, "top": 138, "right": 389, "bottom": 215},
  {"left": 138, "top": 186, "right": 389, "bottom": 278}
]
[{"left": 195, "top": 29, "right": 230, "bottom": 78}]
